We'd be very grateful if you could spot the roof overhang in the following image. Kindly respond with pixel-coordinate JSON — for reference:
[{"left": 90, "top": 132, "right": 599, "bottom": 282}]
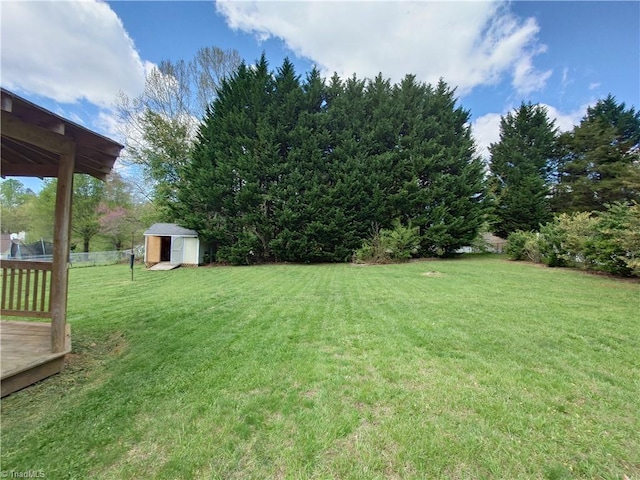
[
  {"left": 1, "top": 88, "right": 123, "bottom": 180},
  {"left": 143, "top": 223, "right": 199, "bottom": 237}
]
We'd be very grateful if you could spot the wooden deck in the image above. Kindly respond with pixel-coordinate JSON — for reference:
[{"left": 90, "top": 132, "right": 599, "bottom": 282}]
[{"left": 1, "top": 321, "right": 71, "bottom": 397}]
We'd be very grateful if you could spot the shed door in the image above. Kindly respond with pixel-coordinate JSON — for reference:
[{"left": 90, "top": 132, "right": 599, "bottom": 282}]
[
  {"left": 170, "top": 236, "right": 184, "bottom": 264},
  {"left": 146, "top": 236, "right": 162, "bottom": 263}
]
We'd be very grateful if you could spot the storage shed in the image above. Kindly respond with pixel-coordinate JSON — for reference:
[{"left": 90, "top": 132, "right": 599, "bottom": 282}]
[{"left": 143, "top": 223, "right": 205, "bottom": 267}]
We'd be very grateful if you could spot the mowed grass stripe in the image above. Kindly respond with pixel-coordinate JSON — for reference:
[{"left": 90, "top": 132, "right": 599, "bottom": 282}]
[{"left": 1, "top": 257, "right": 638, "bottom": 479}]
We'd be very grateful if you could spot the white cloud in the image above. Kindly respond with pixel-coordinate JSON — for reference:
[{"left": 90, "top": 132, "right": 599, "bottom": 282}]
[
  {"left": 216, "top": 0, "right": 550, "bottom": 95},
  {"left": 472, "top": 103, "right": 588, "bottom": 159},
  {"left": 561, "top": 67, "right": 570, "bottom": 88},
  {"left": 471, "top": 113, "right": 503, "bottom": 159},
  {"left": 1, "top": 0, "right": 147, "bottom": 108},
  {"left": 512, "top": 53, "right": 552, "bottom": 95},
  {"left": 540, "top": 103, "right": 586, "bottom": 133},
  {"left": 94, "top": 109, "right": 147, "bottom": 188},
  {"left": 96, "top": 110, "right": 125, "bottom": 144}
]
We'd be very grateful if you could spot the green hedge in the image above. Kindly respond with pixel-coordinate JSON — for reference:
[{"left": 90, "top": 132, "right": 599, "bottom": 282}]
[{"left": 505, "top": 202, "right": 640, "bottom": 277}]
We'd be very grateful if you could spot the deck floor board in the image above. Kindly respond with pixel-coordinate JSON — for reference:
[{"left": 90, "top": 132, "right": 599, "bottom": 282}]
[{"left": 1, "top": 321, "right": 71, "bottom": 396}]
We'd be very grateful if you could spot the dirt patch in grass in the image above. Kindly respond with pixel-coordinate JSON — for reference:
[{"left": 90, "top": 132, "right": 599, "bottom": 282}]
[
  {"left": 421, "top": 271, "right": 444, "bottom": 277},
  {"left": 302, "top": 389, "right": 318, "bottom": 399},
  {"left": 65, "top": 330, "right": 128, "bottom": 376}
]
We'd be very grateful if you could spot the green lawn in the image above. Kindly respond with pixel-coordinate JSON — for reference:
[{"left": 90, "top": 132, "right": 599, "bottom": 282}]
[{"left": 1, "top": 256, "right": 638, "bottom": 479}]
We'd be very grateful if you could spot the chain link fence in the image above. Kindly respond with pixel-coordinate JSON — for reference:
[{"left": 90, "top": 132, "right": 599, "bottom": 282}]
[{"left": 3, "top": 246, "right": 145, "bottom": 267}]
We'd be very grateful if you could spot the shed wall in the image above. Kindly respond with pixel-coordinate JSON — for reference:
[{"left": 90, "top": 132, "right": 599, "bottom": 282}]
[{"left": 183, "top": 237, "right": 199, "bottom": 265}]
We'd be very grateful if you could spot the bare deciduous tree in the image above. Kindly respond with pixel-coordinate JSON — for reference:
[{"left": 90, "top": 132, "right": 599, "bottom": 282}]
[{"left": 115, "top": 46, "right": 242, "bottom": 210}]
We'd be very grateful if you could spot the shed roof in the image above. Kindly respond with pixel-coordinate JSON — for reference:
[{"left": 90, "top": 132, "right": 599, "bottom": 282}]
[
  {"left": 143, "top": 223, "right": 199, "bottom": 237},
  {"left": 1, "top": 88, "right": 123, "bottom": 180}
]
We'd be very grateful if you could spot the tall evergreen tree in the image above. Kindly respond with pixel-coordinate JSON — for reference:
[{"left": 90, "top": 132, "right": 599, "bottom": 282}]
[
  {"left": 488, "top": 102, "right": 557, "bottom": 238},
  {"left": 552, "top": 95, "right": 640, "bottom": 213},
  {"left": 363, "top": 74, "right": 401, "bottom": 226},
  {"left": 270, "top": 67, "right": 335, "bottom": 261},
  {"left": 398, "top": 79, "right": 486, "bottom": 254},
  {"left": 175, "top": 56, "right": 273, "bottom": 263},
  {"left": 326, "top": 74, "right": 373, "bottom": 256}
]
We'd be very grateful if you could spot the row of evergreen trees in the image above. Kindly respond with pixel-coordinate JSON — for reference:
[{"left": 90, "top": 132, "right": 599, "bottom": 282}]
[
  {"left": 488, "top": 98, "right": 640, "bottom": 238},
  {"left": 172, "top": 56, "right": 485, "bottom": 263},
  {"left": 167, "top": 56, "right": 639, "bottom": 264}
]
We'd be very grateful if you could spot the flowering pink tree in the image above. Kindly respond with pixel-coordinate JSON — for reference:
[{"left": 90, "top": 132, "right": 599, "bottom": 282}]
[{"left": 98, "top": 204, "right": 132, "bottom": 250}]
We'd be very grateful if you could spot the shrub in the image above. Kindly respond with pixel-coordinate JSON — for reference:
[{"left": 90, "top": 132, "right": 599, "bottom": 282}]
[
  {"left": 380, "top": 220, "right": 421, "bottom": 261},
  {"left": 553, "top": 211, "right": 597, "bottom": 268},
  {"left": 353, "top": 225, "right": 390, "bottom": 264},
  {"left": 585, "top": 202, "right": 640, "bottom": 276},
  {"left": 506, "top": 229, "right": 558, "bottom": 264},
  {"left": 506, "top": 203, "right": 640, "bottom": 277},
  {"left": 353, "top": 221, "right": 420, "bottom": 264},
  {"left": 616, "top": 203, "right": 640, "bottom": 276},
  {"left": 538, "top": 221, "right": 566, "bottom": 267},
  {"left": 505, "top": 230, "right": 535, "bottom": 261},
  {"left": 522, "top": 234, "right": 542, "bottom": 263}
]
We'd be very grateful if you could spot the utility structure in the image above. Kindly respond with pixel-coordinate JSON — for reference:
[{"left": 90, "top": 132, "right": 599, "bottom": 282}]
[
  {"left": 143, "top": 223, "right": 205, "bottom": 269},
  {"left": 0, "top": 88, "right": 123, "bottom": 396}
]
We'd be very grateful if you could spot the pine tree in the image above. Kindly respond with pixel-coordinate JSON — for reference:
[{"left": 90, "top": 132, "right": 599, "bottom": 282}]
[
  {"left": 174, "top": 60, "right": 265, "bottom": 261},
  {"left": 322, "top": 74, "right": 372, "bottom": 258},
  {"left": 553, "top": 95, "right": 640, "bottom": 213},
  {"left": 488, "top": 102, "right": 557, "bottom": 237},
  {"left": 395, "top": 78, "right": 486, "bottom": 254},
  {"left": 265, "top": 59, "right": 319, "bottom": 261},
  {"left": 363, "top": 74, "right": 401, "bottom": 226}
]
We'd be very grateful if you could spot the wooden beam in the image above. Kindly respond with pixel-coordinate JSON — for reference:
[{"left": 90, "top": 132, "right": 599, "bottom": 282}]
[
  {"left": 2, "top": 137, "right": 56, "bottom": 161},
  {"left": 1, "top": 95, "right": 12, "bottom": 112},
  {"left": 50, "top": 144, "right": 75, "bottom": 353},
  {"left": 42, "top": 119, "right": 65, "bottom": 135},
  {"left": 0, "top": 162, "right": 60, "bottom": 178},
  {"left": 1, "top": 111, "right": 73, "bottom": 155}
]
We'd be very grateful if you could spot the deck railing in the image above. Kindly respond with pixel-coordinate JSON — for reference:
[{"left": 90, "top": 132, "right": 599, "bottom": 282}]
[{"left": 1, "top": 260, "right": 52, "bottom": 318}]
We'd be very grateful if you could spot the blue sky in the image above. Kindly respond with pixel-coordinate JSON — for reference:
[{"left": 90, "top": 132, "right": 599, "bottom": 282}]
[{"left": 2, "top": 1, "right": 639, "bottom": 192}]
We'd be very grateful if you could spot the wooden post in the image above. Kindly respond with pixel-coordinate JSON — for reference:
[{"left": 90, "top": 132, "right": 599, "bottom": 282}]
[{"left": 51, "top": 144, "right": 75, "bottom": 353}]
